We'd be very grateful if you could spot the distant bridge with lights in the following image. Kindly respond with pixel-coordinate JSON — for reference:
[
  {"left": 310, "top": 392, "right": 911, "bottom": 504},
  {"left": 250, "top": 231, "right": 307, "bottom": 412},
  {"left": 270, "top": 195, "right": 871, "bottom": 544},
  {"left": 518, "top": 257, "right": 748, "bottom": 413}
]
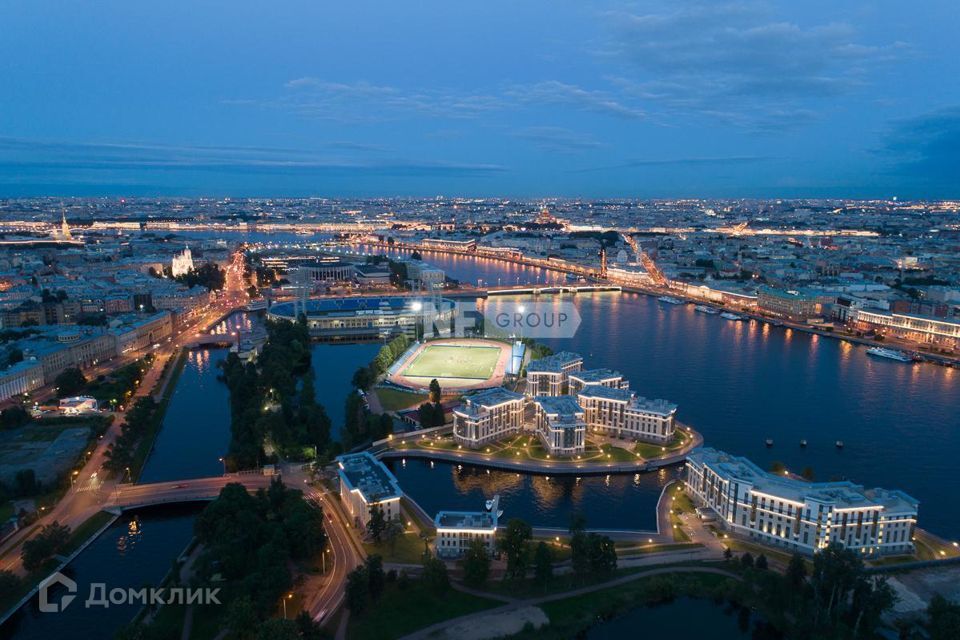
[{"left": 106, "top": 473, "right": 278, "bottom": 510}]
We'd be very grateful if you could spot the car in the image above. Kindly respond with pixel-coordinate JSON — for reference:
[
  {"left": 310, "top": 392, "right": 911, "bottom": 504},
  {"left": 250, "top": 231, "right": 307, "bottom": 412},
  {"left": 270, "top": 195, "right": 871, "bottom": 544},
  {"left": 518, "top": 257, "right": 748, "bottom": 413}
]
[{"left": 313, "top": 609, "right": 328, "bottom": 623}]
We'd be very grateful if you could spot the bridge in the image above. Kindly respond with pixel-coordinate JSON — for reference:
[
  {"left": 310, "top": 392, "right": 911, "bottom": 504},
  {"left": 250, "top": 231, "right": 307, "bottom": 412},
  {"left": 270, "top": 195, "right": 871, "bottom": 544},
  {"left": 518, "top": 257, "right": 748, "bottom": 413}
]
[{"left": 107, "top": 472, "right": 277, "bottom": 510}]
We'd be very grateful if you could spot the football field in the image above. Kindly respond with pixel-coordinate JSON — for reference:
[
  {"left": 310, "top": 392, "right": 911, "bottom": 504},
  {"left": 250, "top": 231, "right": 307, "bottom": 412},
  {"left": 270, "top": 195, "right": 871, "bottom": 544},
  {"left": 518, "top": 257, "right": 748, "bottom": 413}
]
[{"left": 402, "top": 344, "right": 502, "bottom": 380}]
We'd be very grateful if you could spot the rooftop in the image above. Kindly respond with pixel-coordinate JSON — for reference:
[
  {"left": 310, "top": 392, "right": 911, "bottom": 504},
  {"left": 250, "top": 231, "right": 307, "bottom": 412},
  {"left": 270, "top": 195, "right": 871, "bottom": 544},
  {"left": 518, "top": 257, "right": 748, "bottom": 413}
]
[
  {"left": 569, "top": 368, "right": 623, "bottom": 383},
  {"left": 460, "top": 387, "right": 524, "bottom": 413},
  {"left": 526, "top": 351, "right": 583, "bottom": 374},
  {"left": 435, "top": 510, "right": 498, "bottom": 531},
  {"left": 336, "top": 452, "right": 402, "bottom": 504},
  {"left": 688, "top": 447, "right": 918, "bottom": 514},
  {"left": 534, "top": 395, "right": 584, "bottom": 417}
]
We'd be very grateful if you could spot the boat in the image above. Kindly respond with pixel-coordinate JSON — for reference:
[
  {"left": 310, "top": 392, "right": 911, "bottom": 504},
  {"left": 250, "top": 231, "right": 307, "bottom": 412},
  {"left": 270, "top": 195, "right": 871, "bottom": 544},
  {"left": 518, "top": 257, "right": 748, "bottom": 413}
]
[
  {"left": 485, "top": 499, "right": 494, "bottom": 511},
  {"left": 658, "top": 296, "right": 685, "bottom": 305},
  {"left": 835, "top": 440, "right": 844, "bottom": 449},
  {"left": 694, "top": 305, "right": 719, "bottom": 315},
  {"left": 720, "top": 312, "right": 744, "bottom": 321},
  {"left": 565, "top": 273, "right": 585, "bottom": 283},
  {"left": 800, "top": 439, "right": 808, "bottom": 447},
  {"left": 866, "top": 347, "right": 913, "bottom": 363},
  {"left": 765, "top": 439, "right": 774, "bottom": 447}
]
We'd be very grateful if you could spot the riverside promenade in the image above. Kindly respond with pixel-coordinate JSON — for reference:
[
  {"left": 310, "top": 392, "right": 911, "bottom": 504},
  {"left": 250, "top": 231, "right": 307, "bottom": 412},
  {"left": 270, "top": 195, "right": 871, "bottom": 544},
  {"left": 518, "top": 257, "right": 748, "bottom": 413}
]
[{"left": 375, "top": 426, "right": 703, "bottom": 477}]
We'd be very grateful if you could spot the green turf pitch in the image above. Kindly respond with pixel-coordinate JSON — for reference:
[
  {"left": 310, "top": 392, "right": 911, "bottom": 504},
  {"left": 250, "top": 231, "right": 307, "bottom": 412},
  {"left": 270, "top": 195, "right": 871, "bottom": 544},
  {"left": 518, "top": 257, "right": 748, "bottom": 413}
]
[{"left": 402, "top": 345, "right": 501, "bottom": 380}]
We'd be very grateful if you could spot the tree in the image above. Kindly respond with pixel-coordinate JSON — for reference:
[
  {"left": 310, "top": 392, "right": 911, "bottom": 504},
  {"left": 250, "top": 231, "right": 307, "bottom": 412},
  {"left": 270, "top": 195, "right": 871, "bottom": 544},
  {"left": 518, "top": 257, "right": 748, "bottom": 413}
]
[
  {"left": 22, "top": 521, "right": 71, "bottom": 570},
  {"left": 429, "top": 379, "right": 442, "bottom": 404},
  {"left": 384, "top": 516, "right": 403, "bottom": 553},
  {"left": 786, "top": 553, "right": 807, "bottom": 587},
  {"left": 852, "top": 575, "right": 896, "bottom": 638},
  {"left": 498, "top": 518, "right": 532, "bottom": 580},
  {"left": 366, "top": 555, "right": 385, "bottom": 601},
  {"left": 0, "top": 570, "right": 22, "bottom": 602},
  {"left": 421, "top": 553, "right": 449, "bottom": 594},
  {"left": 411, "top": 251, "right": 422, "bottom": 261},
  {"left": 811, "top": 542, "right": 865, "bottom": 630},
  {"left": 769, "top": 461, "right": 786, "bottom": 474},
  {"left": 54, "top": 367, "right": 86, "bottom": 398},
  {"left": 801, "top": 466, "right": 815, "bottom": 481},
  {"left": 586, "top": 533, "right": 618, "bottom": 575},
  {"left": 224, "top": 595, "right": 259, "bottom": 640},
  {"left": 740, "top": 552, "right": 754, "bottom": 569},
  {"left": 723, "top": 547, "right": 733, "bottom": 561},
  {"left": 534, "top": 541, "right": 554, "bottom": 585},
  {"left": 463, "top": 539, "right": 491, "bottom": 587},
  {"left": 256, "top": 619, "right": 300, "bottom": 640},
  {"left": 0, "top": 405, "right": 31, "bottom": 430},
  {"left": 345, "top": 566, "right": 369, "bottom": 614},
  {"left": 928, "top": 595, "right": 960, "bottom": 640},
  {"left": 755, "top": 554, "right": 768, "bottom": 570},
  {"left": 367, "top": 505, "right": 387, "bottom": 544}
]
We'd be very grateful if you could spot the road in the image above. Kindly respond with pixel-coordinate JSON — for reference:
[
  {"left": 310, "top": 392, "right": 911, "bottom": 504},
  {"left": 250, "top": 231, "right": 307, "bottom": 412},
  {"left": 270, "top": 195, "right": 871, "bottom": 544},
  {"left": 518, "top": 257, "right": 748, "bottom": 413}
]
[{"left": 0, "top": 250, "right": 251, "bottom": 574}]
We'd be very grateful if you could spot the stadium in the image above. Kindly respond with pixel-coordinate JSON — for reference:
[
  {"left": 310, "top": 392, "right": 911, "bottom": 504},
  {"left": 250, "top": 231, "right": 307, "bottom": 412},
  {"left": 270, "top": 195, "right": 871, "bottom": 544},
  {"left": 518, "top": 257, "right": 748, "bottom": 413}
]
[{"left": 387, "top": 338, "right": 523, "bottom": 391}]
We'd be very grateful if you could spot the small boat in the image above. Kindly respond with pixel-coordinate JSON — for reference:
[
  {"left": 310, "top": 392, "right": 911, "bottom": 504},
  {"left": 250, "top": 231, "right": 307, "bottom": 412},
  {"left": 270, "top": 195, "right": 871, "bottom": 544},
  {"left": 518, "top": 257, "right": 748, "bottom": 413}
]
[
  {"left": 866, "top": 347, "right": 913, "bottom": 363},
  {"left": 485, "top": 499, "right": 494, "bottom": 511},
  {"left": 765, "top": 439, "right": 774, "bottom": 447},
  {"left": 565, "top": 273, "right": 585, "bottom": 283},
  {"left": 800, "top": 439, "right": 807, "bottom": 447},
  {"left": 694, "top": 305, "right": 719, "bottom": 315},
  {"left": 658, "top": 295, "right": 685, "bottom": 305},
  {"left": 835, "top": 440, "right": 844, "bottom": 449},
  {"left": 720, "top": 312, "right": 744, "bottom": 321}
]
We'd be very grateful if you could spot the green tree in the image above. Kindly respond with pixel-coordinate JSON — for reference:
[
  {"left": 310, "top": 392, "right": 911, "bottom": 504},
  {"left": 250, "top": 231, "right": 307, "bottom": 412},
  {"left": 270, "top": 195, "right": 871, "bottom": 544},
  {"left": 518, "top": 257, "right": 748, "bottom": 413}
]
[
  {"left": 755, "top": 554, "right": 768, "bottom": 570},
  {"left": 786, "top": 552, "right": 807, "bottom": 587},
  {"left": 533, "top": 541, "right": 554, "bottom": 585},
  {"left": 21, "top": 521, "right": 71, "bottom": 571},
  {"left": 367, "top": 505, "right": 387, "bottom": 544},
  {"left": 852, "top": 575, "right": 897, "bottom": 638},
  {"left": 463, "top": 539, "right": 491, "bottom": 587},
  {"left": 366, "top": 555, "right": 385, "bottom": 601},
  {"left": 928, "top": 595, "right": 960, "bottom": 640},
  {"left": 224, "top": 595, "right": 259, "bottom": 640},
  {"left": 54, "top": 367, "right": 86, "bottom": 398},
  {"left": 498, "top": 518, "right": 532, "bottom": 580},
  {"left": 740, "top": 552, "right": 754, "bottom": 569},
  {"left": 429, "top": 378, "right": 442, "bottom": 403},
  {"left": 0, "top": 570, "right": 22, "bottom": 602},
  {"left": 345, "top": 566, "right": 369, "bottom": 614},
  {"left": 256, "top": 618, "right": 300, "bottom": 640},
  {"left": 587, "top": 533, "right": 617, "bottom": 575},
  {"left": 421, "top": 553, "right": 450, "bottom": 594},
  {"left": 769, "top": 460, "right": 786, "bottom": 474}
]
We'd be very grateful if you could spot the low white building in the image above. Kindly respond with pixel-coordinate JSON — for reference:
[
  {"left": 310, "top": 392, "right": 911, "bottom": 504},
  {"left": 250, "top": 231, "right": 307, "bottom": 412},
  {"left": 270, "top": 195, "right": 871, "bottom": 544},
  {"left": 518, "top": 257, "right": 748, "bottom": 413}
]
[
  {"left": 336, "top": 452, "right": 403, "bottom": 529},
  {"left": 533, "top": 395, "right": 586, "bottom": 456},
  {"left": 452, "top": 388, "right": 525, "bottom": 449},
  {"left": 577, "top": 386, "right": 677, "bottom": 443},
  {"left": 59, "top": 395, "right": 99, "bottom": 414},
  {"left": 435, "top": 495, "right": 500, "bottom": 559},
  {"left": 525, "top": 351, "right": 583, "bottom": 397},
  {"left": 0, "top": 360, "right": 44, "bottom": 402},
  {"left": 685, "top": 448, "right": 918, "bottom": 557}
]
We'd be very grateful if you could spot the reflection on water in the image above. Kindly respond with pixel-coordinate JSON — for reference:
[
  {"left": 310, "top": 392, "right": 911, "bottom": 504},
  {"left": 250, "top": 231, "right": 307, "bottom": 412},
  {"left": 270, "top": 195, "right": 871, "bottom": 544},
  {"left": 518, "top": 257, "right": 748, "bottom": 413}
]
[
  {"left": 389, "top": 459, "right": 673, "bottom": 530},
  {"left": 587, "top": 597, "right": 780, "bottom": 639}
]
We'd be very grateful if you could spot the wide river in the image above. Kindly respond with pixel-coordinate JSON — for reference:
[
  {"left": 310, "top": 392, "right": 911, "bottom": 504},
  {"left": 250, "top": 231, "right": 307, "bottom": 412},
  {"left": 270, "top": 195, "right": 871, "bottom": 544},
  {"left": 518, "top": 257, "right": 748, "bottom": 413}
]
[{"left": 368, "top": 247, "right": 960, "bottom": 540}]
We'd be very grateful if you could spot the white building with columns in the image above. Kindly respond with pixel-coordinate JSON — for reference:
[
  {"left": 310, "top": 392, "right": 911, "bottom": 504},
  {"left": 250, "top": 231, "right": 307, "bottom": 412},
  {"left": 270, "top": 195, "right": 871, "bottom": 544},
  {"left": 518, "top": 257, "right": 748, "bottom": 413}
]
[{"left": 577, "top": 385, "right": 677, "bottom": 443}]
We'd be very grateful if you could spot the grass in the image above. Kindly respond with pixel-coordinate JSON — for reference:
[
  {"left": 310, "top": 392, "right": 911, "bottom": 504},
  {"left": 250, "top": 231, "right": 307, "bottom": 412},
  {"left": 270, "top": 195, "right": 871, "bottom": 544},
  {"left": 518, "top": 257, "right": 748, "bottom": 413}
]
[
  {"left": 347, "top": 580, "right": 499, "bottom": 640},
  {"left": 61, "top": 510, "right": 116, "bottom": 555},
  {"left": 364, "top": 532, "right": 429, "bottom": 564},
  {"left": 667, "top": 491, "right": 694, "bottom": 543},
  {"left": 402, "top": 344, "right": 501, "bottom": 380},
  {"left": 374, "top": 387, "right": 426, "bottom": 412},
  {"left": 128, "top": 348, "right": 187, "bottom": 481},
  {"left": 633, "top": 431, "right": 687, "bottom": 459}
]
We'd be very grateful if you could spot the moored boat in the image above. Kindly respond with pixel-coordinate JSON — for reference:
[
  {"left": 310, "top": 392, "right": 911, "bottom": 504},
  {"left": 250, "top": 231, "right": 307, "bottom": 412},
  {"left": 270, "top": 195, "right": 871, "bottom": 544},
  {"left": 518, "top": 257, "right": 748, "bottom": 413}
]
[
  {"left": 720, "top": 312, "right": 744, "bottom": 321},
  {"left": 866, "top": 347, "right": 913, "bottom": 363},
  {"left": 694, "top": 305, "right": 719, "bottom": 315}
]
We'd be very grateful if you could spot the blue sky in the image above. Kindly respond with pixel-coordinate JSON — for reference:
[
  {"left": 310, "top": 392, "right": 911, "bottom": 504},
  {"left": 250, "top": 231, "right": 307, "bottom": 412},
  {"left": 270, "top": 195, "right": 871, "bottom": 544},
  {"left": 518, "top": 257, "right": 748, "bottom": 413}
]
[{"left": 1, "top": 0, "right": 959, "bottom": 198}]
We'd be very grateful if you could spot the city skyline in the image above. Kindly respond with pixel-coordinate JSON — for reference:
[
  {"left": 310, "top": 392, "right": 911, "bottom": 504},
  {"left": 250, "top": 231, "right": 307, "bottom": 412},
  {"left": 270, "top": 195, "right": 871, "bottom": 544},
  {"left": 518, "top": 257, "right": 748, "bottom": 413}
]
[{"left": 2, "top": 0, "right": 960, "bottom": 198}]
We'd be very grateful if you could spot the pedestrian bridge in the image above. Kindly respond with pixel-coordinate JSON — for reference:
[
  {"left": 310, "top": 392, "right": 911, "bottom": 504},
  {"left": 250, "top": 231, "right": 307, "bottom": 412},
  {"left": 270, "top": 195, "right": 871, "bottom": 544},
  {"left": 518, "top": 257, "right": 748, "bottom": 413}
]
[{"left": 107, "top": 472, "right": 277, "bottom": 510}]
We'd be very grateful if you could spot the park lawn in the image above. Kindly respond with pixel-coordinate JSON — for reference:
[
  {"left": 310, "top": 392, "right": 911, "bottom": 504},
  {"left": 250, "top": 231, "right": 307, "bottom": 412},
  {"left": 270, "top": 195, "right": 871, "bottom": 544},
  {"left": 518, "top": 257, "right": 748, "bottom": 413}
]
[
  {"left": 347, "top": 581, "right": 499, "bottom": 640},
  {"left": 374, "top": 387, "right": 427, "bottom": 412},
  {"left": 363, "top": 532, "right": 429, "bottom": 564},
  {"left": 597, "top": 443, "right": 641, "bottom": 463},
  {"left": 633, "top": 432, "right": 686, "bottom": 459},
  {"left": 403, "top": 344, "right": 501, "bottom": 380},
  {"left": 61, "top": 510, "right": 117, "bottom": 555}
]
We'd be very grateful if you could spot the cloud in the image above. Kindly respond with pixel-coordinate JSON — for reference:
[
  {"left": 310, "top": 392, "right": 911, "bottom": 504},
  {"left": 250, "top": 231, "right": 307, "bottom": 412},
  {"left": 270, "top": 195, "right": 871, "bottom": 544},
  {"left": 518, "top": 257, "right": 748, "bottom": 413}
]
[
  {"left": 602, "top": 1, "right": 908, "bottom": 129},
  {"left": 571, "top": 155, "right": 776, "bottom": 173},
  {"left": 0, "top": 137, "right": 506, "bottom": 179},
  {"left": 509, "top": 81, "right": 645, "bottom": 119},
  {"left": 877, "top": 107, "right": 960, "bottom": 183},
  {"left": 511, "top": 127, "right": 605, "bottom": 153}
]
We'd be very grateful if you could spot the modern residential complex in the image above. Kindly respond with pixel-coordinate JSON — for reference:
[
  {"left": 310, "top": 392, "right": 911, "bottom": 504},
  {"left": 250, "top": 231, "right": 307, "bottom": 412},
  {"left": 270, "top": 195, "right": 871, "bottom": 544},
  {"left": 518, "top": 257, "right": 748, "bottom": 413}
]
[
  {"left": 525, "top": 351, "right": 583, "bottom": 396},
  {"left": 577, "top": 385, "right": 677, "bottom": 443},
  {"left": 532, "top": 395, "right": 587, "bottom": 456},
  {"left": 567, "top": 368, "right": 627, "bottom": 395},
  {"left": 452, "top": 387, "right": 525, "bottom": 449},
  {"left": 335, "top": 452, "right": 403, "bottom": 529},
  {"left": 685, "top": 448, "right": 919, "bottom": 557}
]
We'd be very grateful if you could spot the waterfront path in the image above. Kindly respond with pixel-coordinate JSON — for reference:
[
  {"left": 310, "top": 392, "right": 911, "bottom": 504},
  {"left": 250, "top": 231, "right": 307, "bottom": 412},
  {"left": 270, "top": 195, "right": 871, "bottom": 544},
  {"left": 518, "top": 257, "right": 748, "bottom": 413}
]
[
  {"left": 376, "top": 426, "right": 702, "bottom": 476},
  {"left": 400, "top": 565, "right": 740, "bottom": 640}
]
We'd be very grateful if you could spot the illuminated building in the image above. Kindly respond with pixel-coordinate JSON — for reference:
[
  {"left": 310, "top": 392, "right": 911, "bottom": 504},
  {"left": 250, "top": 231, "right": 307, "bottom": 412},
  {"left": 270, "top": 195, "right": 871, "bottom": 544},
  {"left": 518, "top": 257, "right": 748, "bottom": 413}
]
[
  {"left": 435, "top": 495, "right": 500, "bottom": 558},
  {"left": 685, "top": 448, "right": 918, "bottom": 557},
  {"left": 525, "top": 351, "right": 583, "bottom": 396},
  {"left": 452, "top": 388, "right": 525, "bottom": 449},
  {"left": 336, "top": 452, "right": 402, "bottom": 529},
  {"left": 577, "top": 386, "right": 677, "bottom": 443},
  {"left": 849, "top": 308, "right": 960, "bottom": 350},
  {"left": 533, "top": 395, "right": 586, "bottom": 456}
]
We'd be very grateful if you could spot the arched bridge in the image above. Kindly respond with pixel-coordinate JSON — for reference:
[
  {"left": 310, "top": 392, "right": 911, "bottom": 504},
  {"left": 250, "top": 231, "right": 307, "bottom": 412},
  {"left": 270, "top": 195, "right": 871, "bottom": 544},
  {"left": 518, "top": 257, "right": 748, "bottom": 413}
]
[{"left": 107, "top": 473, "right": 277, "bottom": 510}]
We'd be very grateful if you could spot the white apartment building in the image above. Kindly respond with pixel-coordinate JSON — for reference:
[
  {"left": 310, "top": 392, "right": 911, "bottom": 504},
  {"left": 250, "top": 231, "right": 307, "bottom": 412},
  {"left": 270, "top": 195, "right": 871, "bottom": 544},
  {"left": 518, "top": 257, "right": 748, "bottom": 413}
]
[
  {"left": 577, "top": 385, "right": 677, "bottom": 443},
  {"left": 567, "top": 368, "right": 627, "bottom": 395},
  {"left": 435, "top": 495, "right": 500, "bottom": 559},
  {"left": 533, "top": 395, "right": 586, "bottom": 456},
  {"left": 685, "top": 448, "right": 918, "bottom": 557},
  {"left": 109, "top": 311, "right": 174, "bottom": 355},
  {"left": 452, "top": 387, "right": 525, "bottom": 449},
  {"left": 525, "top": 351, "right": 583, "bottom": 397},
  {"left": 336, "top": 452, "right": 403, "bottom": 529}
]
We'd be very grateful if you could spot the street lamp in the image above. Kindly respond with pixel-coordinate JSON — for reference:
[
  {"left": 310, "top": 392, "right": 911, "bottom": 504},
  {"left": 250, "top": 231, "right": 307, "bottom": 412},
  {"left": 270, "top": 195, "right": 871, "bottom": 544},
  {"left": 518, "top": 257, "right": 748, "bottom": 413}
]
[
  {"left": 322, "top": 548, "right": 329, "bottom": 573},
  {"left": 219, "top": 457, "right": 226, "bottom": 475},
  {"left": 282, "top": 592, "right": 293, "bottom": 619}
]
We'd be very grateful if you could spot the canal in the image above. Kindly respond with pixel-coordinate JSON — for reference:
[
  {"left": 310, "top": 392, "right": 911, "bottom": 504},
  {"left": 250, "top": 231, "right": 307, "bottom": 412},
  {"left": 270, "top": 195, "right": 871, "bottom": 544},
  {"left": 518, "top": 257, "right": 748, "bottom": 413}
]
[{"left": 586, "top": 597, "right": 780, "bottom": 639}]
